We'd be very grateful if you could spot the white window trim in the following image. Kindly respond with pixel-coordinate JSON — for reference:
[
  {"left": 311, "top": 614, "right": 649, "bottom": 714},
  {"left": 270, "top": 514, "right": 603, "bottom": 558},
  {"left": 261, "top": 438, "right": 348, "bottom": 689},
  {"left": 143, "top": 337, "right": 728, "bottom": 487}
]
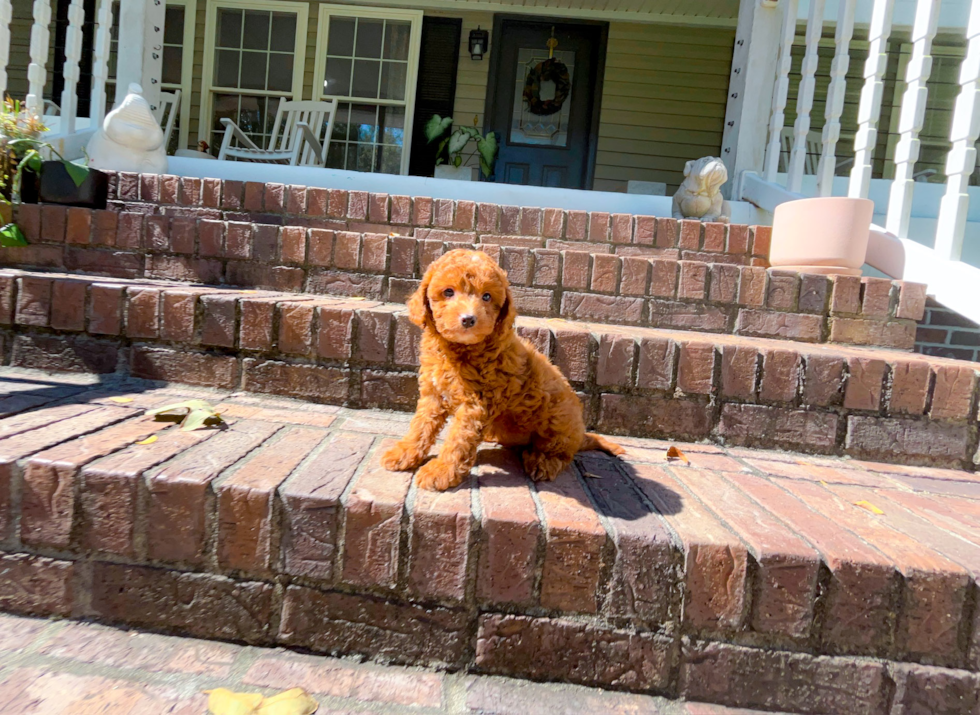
[
  {"left": 311, "top": 4, "right": 423, "bottom": 176},
  {"left": 168, "top": 0, "right": 198, "bottom": 151},
  {"left": 198, "top": 0, "right": 310, "bottom": 145}
]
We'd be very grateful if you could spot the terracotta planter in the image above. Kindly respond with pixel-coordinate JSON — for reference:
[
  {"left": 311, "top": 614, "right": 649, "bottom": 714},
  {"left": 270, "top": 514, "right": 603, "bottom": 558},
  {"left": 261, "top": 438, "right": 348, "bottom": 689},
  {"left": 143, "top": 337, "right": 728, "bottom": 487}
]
[
  {"left": 435, "top": 164, "right": 478, "bottom": 181},
  {"left": 770, "top": 197, "right": 874, "bottom": 276}
]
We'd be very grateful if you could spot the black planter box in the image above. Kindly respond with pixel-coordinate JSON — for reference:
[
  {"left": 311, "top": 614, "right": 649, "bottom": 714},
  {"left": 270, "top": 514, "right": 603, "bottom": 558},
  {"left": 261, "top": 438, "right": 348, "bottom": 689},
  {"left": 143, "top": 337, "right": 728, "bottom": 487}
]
[{"left": 20, "top": 161, "right": 109, "bottom": 209}]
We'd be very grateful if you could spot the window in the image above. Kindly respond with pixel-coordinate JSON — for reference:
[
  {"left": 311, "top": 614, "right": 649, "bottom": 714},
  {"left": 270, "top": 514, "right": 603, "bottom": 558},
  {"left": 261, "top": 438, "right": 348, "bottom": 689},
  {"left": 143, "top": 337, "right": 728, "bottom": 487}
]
[
  {"left": 313, "top": 6, "right": 422, "bottom": 175},
  {"left": 106, "top": 0, "right": 195, "bottom": 152},
  {"left": 200, "top": 0, "right": 308, "bottom": 152}
]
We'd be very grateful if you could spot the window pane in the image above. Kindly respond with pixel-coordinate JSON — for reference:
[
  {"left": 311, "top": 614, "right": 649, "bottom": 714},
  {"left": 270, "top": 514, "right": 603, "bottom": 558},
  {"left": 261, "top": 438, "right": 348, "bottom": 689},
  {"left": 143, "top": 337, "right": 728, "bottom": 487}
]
[
  {"left": 356, "top": 143, "right": 375, "bottom": 172},
  {"left": 270, "top": 12, "right": 296, "bottom": 52},
  {"left": 164, "top": 6, "right": 184, "bottom": 45},
  {"left": 331, "top": 103, "right": 351, "bottom": 142},
  {"left": 215, "top": 49, "right": 240, "bottom": 87},
  {"left": 324, "top": 57, "right": 352, "bottom": 96},
  {"left": 383, "top": 21, "right": 410, "bottom": 61},
  {"left": 267, "top": 54, "right": 293, "bottom": 91},
  {"left": 351, "top": 59, "right": 380, "bottom": 98},
  {"left": 243, "top": 10, "right": 270, "bottom": 51},
  {"left": 326, "top": 142, "right": 345, "bottom": 170},
  {"left": 379, "top": 62, "right": 406, "bottom": 101},
  {"left": 162, "top": 46, "right": 182, "bottom": 84},
  {"left": 217, "top": 9, "right": 242, "bottom": 48},
  {"left": 328, "top": 17, "right": 355, "bottom": 56},
  {"left": 349, "top": 103, "right": 378, "bottom": 142},
  {"left": 355, "top": 19, "right": 383, "bottom": 58},
  {"left": 379, "top": 105, "right": 405, "bottom": 145},
  {"left": 240, "top": 51, "right": 267, "bottom": 90},
  {"left": 378, "top": 144, "right": 401, "bottom": 173}
]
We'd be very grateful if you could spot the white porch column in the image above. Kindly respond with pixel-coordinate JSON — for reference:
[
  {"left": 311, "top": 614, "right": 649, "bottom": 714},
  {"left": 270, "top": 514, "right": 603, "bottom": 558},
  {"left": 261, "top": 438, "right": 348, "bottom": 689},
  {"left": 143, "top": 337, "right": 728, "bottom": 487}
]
[
  {"left": 721, "top": 0, "right": 784, "bottom": 199},
  {"left": 114, "top": 0, "right": 166, "bottom": 112}
]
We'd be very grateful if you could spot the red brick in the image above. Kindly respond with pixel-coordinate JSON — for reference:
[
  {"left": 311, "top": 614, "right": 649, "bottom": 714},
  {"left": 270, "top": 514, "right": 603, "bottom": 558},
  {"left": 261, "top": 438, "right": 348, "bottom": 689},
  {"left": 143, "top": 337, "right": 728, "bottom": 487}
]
[
  {"left": 844, "top": 357, "right": 887, "bottom": 411},
  {"left": 201, "top": 295, "right": 238, "bottom": 347},
  {"left": 718, "top": 403, "right": 839, "bottom": 452},
  {"left": 749, "top": 225, "right": 772, "bottom": 256},
  {"left": 15, "top": 204, "right": 42, "bottom": 242},
  {"left": 361, "top": 233, "right": 388, "bottom": 272},
  {"left": 64, "top": 207, "right": 91, "bottom": 245},
  {"left": 15, "top": 276, "right": 52, "bottom": 327},
  {"left": 536, "top": 469, "right": 605, "bottom": 613},
  {"left": 930, "top": 365, "right": 977, "bottom": 420},
  {"left": 561, "top": 251, "right": 590, "bottom": 290},
  {"left": 759, "top": 349, "right": 800, "bottom": 403},
  {"left": 609, "top": 213, "right": 631, "bottom": 244},
  {"left": 227, "top": 262, "right": 305, "bottom": 292},
  {"left": 721, "top": 345, "right": 758, "bottom": 399},
  {"left": 333, "top": 231, "right": 361, "bottom": 270},
  {"left": 472, "top": 202, "right": 496, "bottom": 232},
  {"left": 356, "top": 307, "right": 394, "bottom": 362},
  {"left": 766, "top": 270, "right": 799, "bottom": 311},
  {"left": 561, "top": 293, "right": 643, "bottom": 323},
  {"left": 160, "top": 290, "right": 200, "bottom": 342},
  {"left": 66, "top": 247, "right": 142, "bottom": 278},
  {"left": 498, "top": 205, "right": 520, "bottom": 234},
  {"left": 406, "top": 475, "right": 473, "bottom": 602},
  {"left": 90, "top": 563, "right": 274, "bottom": 643},
  {"left": 218, "top": 179, "right": 242, "bottom": 209},
  {"left": 224, "top": 222, "right": 251, "bottom": 259},
  {"left": 829, "top": 317, "right": 916, "bottom": 349},
  {"left": 146, "top": 255, "right": 222, "bottom": 283},
  {"left": 316, "top": 305, "right": 355, "bottom": 360},
  {"left": 678, "top": 220, "right": 701, "bottom": 250},
  {"left": 388, "top": 195, "right": 411, "bottom": 224},
  {"left": 861, "top": 277, "right": 893, "bottom": 317},
  {"left": 897, "top": 282, "right": 927, "bottom": 320},
  {"left": 125, "top": 287, "right": 160, "bottom": 338},
  {"left": 709, "top": 263, "right": 739, "bottom": 303},
  {"left": 0, "top": 554, "right": 74, "bottom": 617},
  {"left": 736, "top": 266, "right": 767, "bottom": 306},
  {"left": 588, "top": 213, "right": 611, "bottom": 242},
  {"left": 202, "top": 178, "right": 222, "bottom": 208},
  {"left": 634, "top": 215, "right": 656, "bottom": 245},
  {"left": 79, "top": 427, "right": 213, "bottom": 555},
  {"left": 91, "top": 210, "right": 117, "bottom": 246},
  {"left": 616, "top": 256, "right": 648, "bottom": 296},
  {"left": 327, "top": 188, "right": 347, "bottom": 218},
  {"left": 40, "top": 205, "right": 67, "bottom": 243},
  {"left": 590, "top": 253, "right": 619, "bottom": 293},
  {"left": 541, "top": 208, "right": 563, "bottom": 238},
  {"left": 243, "top": 359, "right": 349, "bottom": 402},
  {"left": 112, "top": 211, "right": 141, "bottom": 249},
  {"left": 117, "top": 171, "right": 139, "bottom": 199},
  {"left": 238, "top": 298, "right": 274, "bottom": 351},
  {"left": 274, "top": 302, "right": 312, "bottom": 355},
  {"left": 636, "top": 336, "right": 676, "bottom": 391},
  {"left": 475, "top": 449, "right": 541, "bottom": 606},
  {"left": 50, "top": 280, "right": 87, "bottom": 331},
  {"left": 831, "top": 275, "right": 862, "bottom": 314},
  {"left": 169, "top": 216, "right": 196, "bottom": 254},
  {"left": 803, "top": 354, "right": 845, "bottom": 406},
  {"left": 678, "top": 261, "right": 708, "bottom": 300},
  {"left": 703, "top": 222, "right": 726, "bottom": 252},
  {"left": 736, "top": 309, "right": 822, "bottom": 342},
  {"left": 347, "top": 190, "right": 368, "bottom": 220},
  {"left": 141, "top": 214, "right": 167, "bottom": 251},
  {"left": 476, "top": 613, "right": 670, "bottom": 691},
  {"left": 889, "top": 361, "right": 932, "bottom": 415},
  {"left": 845, "top": 416, "right": 970, "bottom": 467},
  {"left": 131, "top": 347, "right": 238, "bottom": 388},
  {"left": 579, "top": 452, "right": 674, "bottom": 620},
  {"left": 308, "top": 228, "right": 335, "bottom": 266},
  {"left": 655, "top": 217, "right": 678, "bottom": 248},
  {"left": 243, "top": 181, "right": 265, "bottom": 211},
  {"left": 679, "top": 468, "right": 820, "bottom": 637},
  {"left": 551, "top": 325, "right": 590, "bottom": 383},
  {"left": 677, "top": 342, "right": 715, "bottom": 395},
  {"left": 21, "top": 416, "right": 169, "bottom": 549},
  {"left": 649, "top": 259, "right": 677, "bottom": 297},
  {"left": 179, "top": 176, "right": 202, "bottom": 205},
  {"left": 88, "top": 284, "right": 124, "bottom": 335},
  {"left": 726, "top": 224, "right": 749, "bottom": 254},
  {"left": 519, "top": 206, "right": 542, "bottom": 236},
  {"left": 198, "top": 219, "right": 224, "bottom": 257},
  {"left": 280, "top": 226, "right": 306, "bottom": 264},
  {"left": 286, "top": 185, "right": 307, "bottom": 214}
]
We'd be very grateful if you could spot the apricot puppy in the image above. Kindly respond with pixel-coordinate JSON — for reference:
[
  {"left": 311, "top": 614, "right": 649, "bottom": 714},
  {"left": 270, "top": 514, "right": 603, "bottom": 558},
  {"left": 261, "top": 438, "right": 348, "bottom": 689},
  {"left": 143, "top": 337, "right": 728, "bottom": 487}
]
[{"left": 382, "top": 249, "right": 624, "bottom": 491}]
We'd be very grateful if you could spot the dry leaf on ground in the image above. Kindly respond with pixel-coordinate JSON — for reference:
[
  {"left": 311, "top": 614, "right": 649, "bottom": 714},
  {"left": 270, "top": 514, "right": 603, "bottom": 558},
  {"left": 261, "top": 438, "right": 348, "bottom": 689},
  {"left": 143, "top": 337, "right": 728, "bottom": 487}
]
[
  {"left": 135, "top": 435, "right": 158, "bottom": 445},
  {"left": 146, "top": 399, "right": 225, "bottom": 431},
  {"left": 666, "top": 446, "right": 689, "bottom": 464},
  {"left": 205, "top": 688, "right": 264, "bottom": 715},
  {"left": 205, "top": 687, "right": 318, "bottom": 715},
  {"left": 107, "top": 396, "right": 133, "bottom": 404},
  {"left": 854, "top": 500, "right": 884, "bottom": 515}
]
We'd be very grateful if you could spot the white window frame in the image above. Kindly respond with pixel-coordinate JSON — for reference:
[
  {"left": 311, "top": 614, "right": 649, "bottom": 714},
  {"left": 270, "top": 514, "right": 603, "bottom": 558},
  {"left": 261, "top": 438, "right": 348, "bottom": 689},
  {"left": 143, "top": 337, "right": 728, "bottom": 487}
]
[
  {"left": 198, "top": 0, "right": 310, "bottom": 146},
  {"left": 311, "top": 4, "right": 423, "bottom": 176}
]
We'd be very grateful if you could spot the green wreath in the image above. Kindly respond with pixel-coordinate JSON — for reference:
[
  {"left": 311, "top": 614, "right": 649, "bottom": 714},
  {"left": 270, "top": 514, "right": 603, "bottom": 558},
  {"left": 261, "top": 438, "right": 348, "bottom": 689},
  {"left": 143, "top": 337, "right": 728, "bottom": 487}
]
[{"left": 522, "top": 57, "right": 570, "bottom": 116}]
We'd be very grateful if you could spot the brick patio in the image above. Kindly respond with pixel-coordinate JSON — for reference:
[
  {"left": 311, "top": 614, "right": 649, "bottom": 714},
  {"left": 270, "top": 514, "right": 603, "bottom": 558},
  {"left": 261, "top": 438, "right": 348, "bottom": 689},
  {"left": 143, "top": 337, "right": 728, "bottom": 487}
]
[{"left": 0, "top": 369, "right": 979, "bottom": 713}]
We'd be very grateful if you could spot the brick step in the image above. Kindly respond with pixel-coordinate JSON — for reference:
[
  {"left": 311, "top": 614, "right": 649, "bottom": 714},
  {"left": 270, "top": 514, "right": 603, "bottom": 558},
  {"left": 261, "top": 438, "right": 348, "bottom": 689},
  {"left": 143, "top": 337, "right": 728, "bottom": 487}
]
[
  {"left": 0, "top": 371, "right": 977, "bottom": 715},
  {"left": 2, "top": 269, "right": 977, "bottom": 470},
  {"left": 8, "top": 203, "right": 926, "bottom": 351}
]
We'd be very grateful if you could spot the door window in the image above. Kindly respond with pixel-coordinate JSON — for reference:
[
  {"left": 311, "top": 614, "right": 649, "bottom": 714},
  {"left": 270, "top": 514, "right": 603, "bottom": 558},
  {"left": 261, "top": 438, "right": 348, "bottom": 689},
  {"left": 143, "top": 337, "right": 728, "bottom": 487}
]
[{"left": 510, "top": 47, "right": 575, "bottom": 147}]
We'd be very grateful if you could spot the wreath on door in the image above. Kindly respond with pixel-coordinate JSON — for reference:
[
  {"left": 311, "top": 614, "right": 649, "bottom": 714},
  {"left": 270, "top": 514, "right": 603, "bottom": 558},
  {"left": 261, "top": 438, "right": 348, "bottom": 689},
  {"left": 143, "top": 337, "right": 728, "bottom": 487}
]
[{"left": 522, "top": 57, "right": 571, "bottom": 116}]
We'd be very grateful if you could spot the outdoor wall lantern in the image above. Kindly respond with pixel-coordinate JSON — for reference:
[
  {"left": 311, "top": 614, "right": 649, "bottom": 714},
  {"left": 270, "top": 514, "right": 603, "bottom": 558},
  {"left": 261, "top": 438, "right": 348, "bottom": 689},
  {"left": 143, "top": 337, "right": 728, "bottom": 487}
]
[{"left": 469, "top": 27, "right": 489, "bottom": 60}]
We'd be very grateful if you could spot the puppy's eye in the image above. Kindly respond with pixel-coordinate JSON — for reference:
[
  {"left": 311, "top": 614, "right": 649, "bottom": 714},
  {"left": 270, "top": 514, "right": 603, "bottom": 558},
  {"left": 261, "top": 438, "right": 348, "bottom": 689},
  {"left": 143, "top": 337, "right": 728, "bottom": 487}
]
[
  {"left": 482, "top": 293, "right": 492, "bottom": 302},
  {"left": 443, "top": 288, "right": 454, "bottom": 298}
]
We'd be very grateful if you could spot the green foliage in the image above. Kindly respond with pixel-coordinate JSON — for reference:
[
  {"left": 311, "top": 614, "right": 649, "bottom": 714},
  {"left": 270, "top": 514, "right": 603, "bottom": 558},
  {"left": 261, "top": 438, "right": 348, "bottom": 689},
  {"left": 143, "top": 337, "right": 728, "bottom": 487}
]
[
  {"left": 0, "top": 224, "right": 28, "bottom": 247},
  {"left": 423, "top": 114, "right": 498, "bottom": 178}
]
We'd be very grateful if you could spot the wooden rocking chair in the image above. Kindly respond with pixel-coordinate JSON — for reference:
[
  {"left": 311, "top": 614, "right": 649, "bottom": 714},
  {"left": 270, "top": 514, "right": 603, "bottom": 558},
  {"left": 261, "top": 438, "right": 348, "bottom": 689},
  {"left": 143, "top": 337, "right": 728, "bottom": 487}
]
[
  {"left": 217, "top": 98, "right": 338, "bottom": 167},
  {"left": 153, "top": 89, "right": 181, "bottom": 152}
]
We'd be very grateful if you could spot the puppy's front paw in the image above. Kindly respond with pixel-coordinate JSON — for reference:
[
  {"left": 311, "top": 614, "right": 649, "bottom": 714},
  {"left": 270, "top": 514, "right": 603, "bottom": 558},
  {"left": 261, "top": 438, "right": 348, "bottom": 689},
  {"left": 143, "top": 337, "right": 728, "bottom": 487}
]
[
  {"left": 382, "top": 443, "right": 427, "bottom": 471},
  {"left": 522, "top": 450, "right": 566, "bottom": 482},
  {"left": 415, "top": 458, "right": 463, "bottom": 491}
]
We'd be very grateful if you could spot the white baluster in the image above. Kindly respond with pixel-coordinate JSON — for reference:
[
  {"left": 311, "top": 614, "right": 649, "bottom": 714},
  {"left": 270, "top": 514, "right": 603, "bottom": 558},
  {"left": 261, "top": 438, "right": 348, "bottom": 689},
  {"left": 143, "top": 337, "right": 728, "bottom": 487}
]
[
  {"left": 885, "top": 0, "right": 941, "bottom": 238},
  {"left": 763, "top": 0, "right": 800, "bottom": 182},
  {"left": 816, "top": 0, "right": 857, "bottom": 196},
  {"left": 934, "top": 2, "right": 980, "bottom": 261},
  {"left": 787, "top": 0, "right": 826, "bottom": 193},
  {"left": 0, "top": 0, "right": 12, "bottom": 99},
  {"left": 90, "top": 0, "right": 114, "bottom": 126},
  {"left": 26, "top": 0, "right": 53, "bottom": 117},
  {"left": 848, "top": 0, "right": 895, "bottom": 199},
  {"left": 58, "top": 0, "right": 85, "bottom": 134}
]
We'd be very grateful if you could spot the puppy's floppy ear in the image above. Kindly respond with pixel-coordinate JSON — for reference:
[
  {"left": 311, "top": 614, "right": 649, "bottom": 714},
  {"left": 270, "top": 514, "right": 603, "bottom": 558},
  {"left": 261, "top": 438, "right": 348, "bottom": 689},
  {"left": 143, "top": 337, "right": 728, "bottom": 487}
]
[
  {"left": 407, "top": 269, "right": 432, "bottom": 328},
  {"left": 495, "top": 284, "right": 517, "bottom": 336}
]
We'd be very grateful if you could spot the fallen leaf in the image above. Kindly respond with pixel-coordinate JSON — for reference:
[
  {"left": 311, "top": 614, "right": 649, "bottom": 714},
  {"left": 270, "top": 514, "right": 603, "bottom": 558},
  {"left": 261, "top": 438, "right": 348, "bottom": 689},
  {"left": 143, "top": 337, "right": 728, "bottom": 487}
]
[
  {"left": 389, "top": 232, "right": 400, "bottom": 237},
  {"left": 108, "top": 396, "right": 133, "bottom": 404},
  {"left": 257, "top": 688, "right": 319, "bottom": 715},
  {"left": 147, "top": 399, "right": 225, "bottom": 431},
  {"left": 348, "top": 296, "right": 365, "bottom": 300},
  {"left": 241, "top": 290, "right": 258, "bottom": 294},
  {"left": 205, "top": 688, "right": 264, "bottom": 715},
  {"left": 855, "top": 500, "right": 884, "bottom": 515},
  {"left": 583, "top": 472, "right": 602, "bottom": 479},
  {"left": 666, "top": 446, "right": 689, "bottom": 464},
  {"left": 136, "top": 435, "right": 158, "bottom": 445}
]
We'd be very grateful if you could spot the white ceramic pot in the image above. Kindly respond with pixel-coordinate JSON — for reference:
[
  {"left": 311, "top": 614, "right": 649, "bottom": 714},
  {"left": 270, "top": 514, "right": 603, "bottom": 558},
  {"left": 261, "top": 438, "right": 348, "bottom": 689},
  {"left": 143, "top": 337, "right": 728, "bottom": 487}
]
[
  {"left": 770, "top": 196, "right": 874, "bottom": 276},
  {"left": 435, "top": 164, "right": 478, "bottom": 181}
]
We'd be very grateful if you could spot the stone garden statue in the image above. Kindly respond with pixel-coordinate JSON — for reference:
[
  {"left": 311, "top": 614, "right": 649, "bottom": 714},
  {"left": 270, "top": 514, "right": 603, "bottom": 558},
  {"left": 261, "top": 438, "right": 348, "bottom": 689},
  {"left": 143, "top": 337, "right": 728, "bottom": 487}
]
[
  {"left": 87, "top": 83, "right": 167, "bottom": 175},
  {"left": 672, "top": 156, "right": 731, "bottom": 223}
]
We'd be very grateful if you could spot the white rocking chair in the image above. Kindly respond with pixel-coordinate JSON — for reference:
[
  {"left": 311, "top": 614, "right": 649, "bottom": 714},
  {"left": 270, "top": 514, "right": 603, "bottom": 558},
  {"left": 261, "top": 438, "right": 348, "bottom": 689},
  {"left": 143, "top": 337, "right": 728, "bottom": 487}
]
[
  {"left": 779, "top": 128, "right": 854, "bottom": 174},
  {"left": 217, "top": 98, "right": 338, "bottom": 167},
  {"left": 153, "top": 89, "right": 181, "bottom": 153}
]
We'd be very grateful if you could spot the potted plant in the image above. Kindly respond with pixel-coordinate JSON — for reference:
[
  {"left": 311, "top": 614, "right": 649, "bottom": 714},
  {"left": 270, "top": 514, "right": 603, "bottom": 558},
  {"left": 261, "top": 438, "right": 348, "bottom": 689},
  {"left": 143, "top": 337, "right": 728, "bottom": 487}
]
[
  {"left": 1, "top": 98, "right": 108, "bottom": 246},
  {"left": 424, "top": 114, "right": 498, "bottom": 181}
]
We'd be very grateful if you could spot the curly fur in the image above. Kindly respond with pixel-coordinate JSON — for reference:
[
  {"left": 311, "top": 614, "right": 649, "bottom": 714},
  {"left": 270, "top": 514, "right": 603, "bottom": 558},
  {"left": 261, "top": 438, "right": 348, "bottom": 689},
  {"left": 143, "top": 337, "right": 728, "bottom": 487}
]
[{"left": 382, "top": 249, "right": 624, "bottom": 491}]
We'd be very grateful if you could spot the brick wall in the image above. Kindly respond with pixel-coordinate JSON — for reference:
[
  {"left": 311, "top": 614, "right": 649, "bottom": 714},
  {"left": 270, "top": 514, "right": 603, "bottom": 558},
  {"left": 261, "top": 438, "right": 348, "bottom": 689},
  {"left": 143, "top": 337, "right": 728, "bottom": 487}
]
[{"left": 915, "top": 298, "right": 980, "bottom": 363}]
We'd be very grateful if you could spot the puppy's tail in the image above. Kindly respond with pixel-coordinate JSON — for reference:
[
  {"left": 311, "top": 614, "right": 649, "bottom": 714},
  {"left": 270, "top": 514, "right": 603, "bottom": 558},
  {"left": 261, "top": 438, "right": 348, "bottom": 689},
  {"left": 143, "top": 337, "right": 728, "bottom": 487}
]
[{"left": 579, "top": 432, "right": 626, "bottom": 456}]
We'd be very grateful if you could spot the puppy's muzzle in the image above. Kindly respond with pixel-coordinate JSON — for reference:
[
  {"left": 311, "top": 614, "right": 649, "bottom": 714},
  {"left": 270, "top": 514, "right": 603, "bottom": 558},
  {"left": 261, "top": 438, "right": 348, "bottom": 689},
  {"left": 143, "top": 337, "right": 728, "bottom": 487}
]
[{"left": 460, "top": 314, "right": 476, "bottom": 329}]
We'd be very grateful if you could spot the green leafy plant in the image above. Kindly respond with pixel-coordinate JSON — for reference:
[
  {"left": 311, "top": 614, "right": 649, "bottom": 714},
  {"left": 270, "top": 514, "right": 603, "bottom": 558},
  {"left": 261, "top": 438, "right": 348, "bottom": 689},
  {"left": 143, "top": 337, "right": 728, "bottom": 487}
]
[
  {"left": 0, "top": 97, "right": 92, "bottom": 246},
  {"left": 424, "top": 114, "right": 498, "bottom": 178},
  {"left": 146, "top": 399, "right": 226, "bottom": 431}
]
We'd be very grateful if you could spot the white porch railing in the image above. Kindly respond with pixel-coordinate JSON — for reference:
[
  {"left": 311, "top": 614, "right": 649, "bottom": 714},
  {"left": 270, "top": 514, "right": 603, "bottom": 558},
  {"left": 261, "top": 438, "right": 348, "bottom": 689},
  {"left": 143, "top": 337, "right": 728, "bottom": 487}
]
[{"left": 738, "top": 0, "right": 980, "bottom": 327}]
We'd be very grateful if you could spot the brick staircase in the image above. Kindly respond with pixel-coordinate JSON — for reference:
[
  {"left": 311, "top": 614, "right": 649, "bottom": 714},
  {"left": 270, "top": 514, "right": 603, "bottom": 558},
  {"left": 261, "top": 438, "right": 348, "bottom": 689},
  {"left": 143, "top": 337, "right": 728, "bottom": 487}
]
[{"left": 1, "top": 172, "right": 980, "bottom": 714}]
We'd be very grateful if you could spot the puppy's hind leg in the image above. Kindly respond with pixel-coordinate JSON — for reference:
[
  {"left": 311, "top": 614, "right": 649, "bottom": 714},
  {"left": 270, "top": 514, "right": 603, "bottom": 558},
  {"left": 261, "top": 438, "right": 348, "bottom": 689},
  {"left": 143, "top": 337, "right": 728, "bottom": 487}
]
[{"left": 382, "top": 394, "right": 449, "bottom": 471}]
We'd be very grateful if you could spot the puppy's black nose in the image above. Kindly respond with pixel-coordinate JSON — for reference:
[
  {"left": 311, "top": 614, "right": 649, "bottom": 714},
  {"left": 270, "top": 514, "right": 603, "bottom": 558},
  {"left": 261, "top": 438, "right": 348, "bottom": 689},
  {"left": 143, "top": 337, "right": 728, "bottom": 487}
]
[{"left": 460, "top": 314, "right": 476, "bottom": 329}]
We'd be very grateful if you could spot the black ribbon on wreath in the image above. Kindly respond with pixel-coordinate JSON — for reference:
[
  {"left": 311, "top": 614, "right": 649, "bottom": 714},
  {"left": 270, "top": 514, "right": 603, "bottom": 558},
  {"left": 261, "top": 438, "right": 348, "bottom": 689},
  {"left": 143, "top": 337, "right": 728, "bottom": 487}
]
[{"left": 522, "top": 57, "right": 570, "bottom": 116}]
